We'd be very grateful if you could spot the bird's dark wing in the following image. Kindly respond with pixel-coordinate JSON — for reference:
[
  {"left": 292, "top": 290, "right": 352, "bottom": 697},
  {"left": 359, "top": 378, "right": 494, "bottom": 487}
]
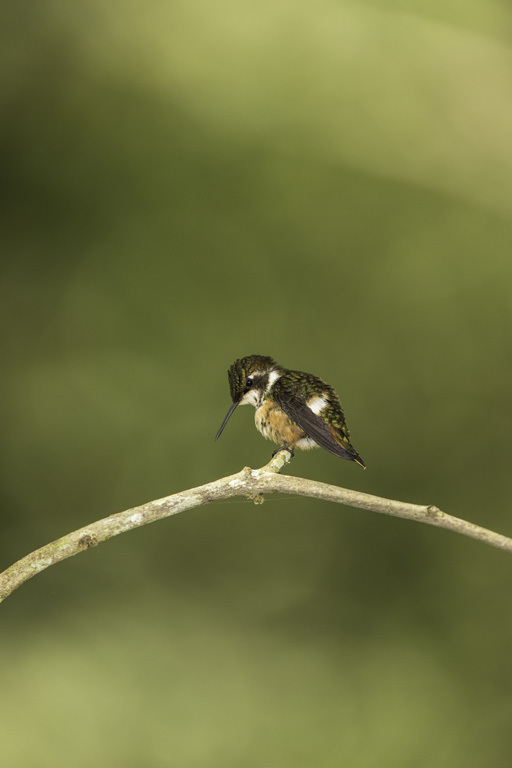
[{"left": 272, "top": 386, "right": 359, "bottom": 462}]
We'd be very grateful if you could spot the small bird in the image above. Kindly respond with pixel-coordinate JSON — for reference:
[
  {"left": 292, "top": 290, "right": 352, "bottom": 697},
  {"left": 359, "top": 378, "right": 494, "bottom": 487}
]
[{"left": 215, "top": 355, "right": 365, "bottom": 468}]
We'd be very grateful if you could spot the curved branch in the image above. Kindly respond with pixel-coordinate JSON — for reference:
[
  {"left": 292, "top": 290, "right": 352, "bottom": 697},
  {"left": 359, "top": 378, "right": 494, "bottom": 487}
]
[{"left": 1, "top": 450, "right": 511, "bottom": 603}]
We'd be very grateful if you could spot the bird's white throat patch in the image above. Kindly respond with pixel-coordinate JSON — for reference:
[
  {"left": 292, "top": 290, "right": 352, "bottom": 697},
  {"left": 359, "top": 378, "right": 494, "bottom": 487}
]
[
  {"left": 240, "top": 368, "right": 282, "bottom": 408},
  {"left": 240, "top": 389, "right": 261, "bottom": 407}
]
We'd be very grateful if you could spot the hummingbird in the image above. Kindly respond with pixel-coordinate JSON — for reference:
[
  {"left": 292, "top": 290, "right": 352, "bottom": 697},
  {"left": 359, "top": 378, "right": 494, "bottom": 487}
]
[{"left": 215, "top": 355, "right": 365, "bottom": 468}]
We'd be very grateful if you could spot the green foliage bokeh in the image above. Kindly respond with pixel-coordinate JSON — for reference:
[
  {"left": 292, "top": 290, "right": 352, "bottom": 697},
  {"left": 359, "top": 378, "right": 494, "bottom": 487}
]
[{"left": 1, "top": 1, "right": 512, "bottom": 766}]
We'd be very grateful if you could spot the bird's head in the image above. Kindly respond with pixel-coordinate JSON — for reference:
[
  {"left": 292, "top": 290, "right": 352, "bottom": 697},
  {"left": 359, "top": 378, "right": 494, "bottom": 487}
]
[{"left": 215, "top": 355, "right": 278, "bottom": 440}]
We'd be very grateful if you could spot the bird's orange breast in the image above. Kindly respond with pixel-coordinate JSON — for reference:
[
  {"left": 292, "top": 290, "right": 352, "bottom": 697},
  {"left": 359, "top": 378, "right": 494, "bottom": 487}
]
[{"left": 254, "top": 400, "right": 304, "bottom": 445}]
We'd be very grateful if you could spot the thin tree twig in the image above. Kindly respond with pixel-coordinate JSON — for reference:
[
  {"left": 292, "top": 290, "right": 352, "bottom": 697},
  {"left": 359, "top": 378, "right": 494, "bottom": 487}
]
[{"left": 1, "top": 450, "right": 510, "bottom": 603}]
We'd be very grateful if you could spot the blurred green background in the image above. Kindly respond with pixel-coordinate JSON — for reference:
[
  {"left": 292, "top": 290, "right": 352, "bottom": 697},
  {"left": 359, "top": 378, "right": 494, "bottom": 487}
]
[{"left": 1, "top": 1, "right": 512, "bottom": 765}]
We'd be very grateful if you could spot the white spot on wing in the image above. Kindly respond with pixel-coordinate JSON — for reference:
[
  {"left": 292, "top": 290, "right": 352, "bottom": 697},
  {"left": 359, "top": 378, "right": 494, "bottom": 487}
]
[{"left": 307, "top": 395, "right": 327, "bottom": 415}]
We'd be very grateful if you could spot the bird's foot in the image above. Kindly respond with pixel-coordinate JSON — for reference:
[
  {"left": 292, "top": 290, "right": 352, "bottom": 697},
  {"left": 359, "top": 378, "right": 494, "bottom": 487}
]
[{"left": 272, "top": 446, "right": 294, "bottom": 458}]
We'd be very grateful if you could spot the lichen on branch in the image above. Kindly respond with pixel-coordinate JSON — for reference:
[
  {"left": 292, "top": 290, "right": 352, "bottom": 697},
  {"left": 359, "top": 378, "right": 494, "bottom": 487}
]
[{"left": 1, "top": 450, "right": 511, "bottom": 604}]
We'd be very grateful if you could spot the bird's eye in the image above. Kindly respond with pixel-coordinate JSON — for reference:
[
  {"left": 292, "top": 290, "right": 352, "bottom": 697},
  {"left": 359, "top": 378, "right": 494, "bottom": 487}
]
[{"left": 245, "top": 377, "right": 254, "bottom": 388}]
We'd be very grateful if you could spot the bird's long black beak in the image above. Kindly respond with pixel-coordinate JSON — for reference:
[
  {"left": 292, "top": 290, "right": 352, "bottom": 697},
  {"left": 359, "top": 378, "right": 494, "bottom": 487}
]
[{"left": 215, "top": 400, "right": 240, "bottom": 440}]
